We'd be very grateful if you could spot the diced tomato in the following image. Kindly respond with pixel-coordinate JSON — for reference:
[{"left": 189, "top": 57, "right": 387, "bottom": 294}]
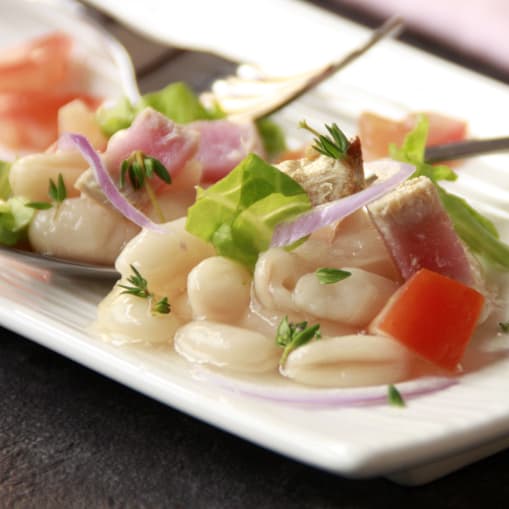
[
  {"left": 0, "top": 91, "right": 101, "bottom": 150},
  {"left": 358, "top": 111, "right": 468, "bottom": 161},
  {"left": 0, "top": 33, "right": 72, "bottom": 92},
  {"left": 369, "top": 268, "right": 484, "bottom": 371}
]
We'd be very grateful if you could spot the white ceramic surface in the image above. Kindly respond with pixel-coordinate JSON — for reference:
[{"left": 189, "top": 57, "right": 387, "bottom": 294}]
[{"left": 3, "top": 0, "right": 509, "bottom": 486}]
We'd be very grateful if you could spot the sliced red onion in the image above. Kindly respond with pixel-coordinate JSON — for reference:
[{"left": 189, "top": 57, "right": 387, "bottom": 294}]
[
  {"left": 193, "top": 368, "right": 457, "bottom": 408},
  {"left": 59, "top": 132, "right": 165, "bottom": 232},
  {"left": 271, "top": 160, "right": 415, "bottom": 248}
]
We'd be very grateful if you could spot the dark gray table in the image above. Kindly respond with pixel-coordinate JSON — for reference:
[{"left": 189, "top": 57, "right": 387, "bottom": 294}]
[{"left": 3, "top": 2, "right": 509, "bottom": 507}]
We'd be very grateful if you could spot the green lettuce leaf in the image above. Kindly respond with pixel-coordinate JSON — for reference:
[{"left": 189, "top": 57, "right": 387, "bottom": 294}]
[
  {"left": 256, "top": 117, "right": 287, "bottom": 159},
  {"left": 0, "top": 197, "right": 35, "bottom": 246},
  {"left": 437, "top": 187, "right": 509, "bottom": 269},
  {"left": 186, "top": 154, "right": 311, "bottom": 269},
  {"left": 389, "top": 115, "right": 457, "bottom": 182},
  {"left": 392, "top": 115, "right": 509, "bottom": 269},
  {"left": 140, "top": 82, "right": 222, "bottom": 124},
  {"left": 0, "top": 161, "right": 12, "bottom": 200},
  {"left": 96, "top": 97, "right": 137, "bottom": 137}
]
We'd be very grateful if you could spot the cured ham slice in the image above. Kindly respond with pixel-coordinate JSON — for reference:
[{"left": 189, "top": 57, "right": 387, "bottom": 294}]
[
  {"left": 75, "top": 108, "right": 200, "bottom": 207},
  {"left": 191, "top": 119, "right": 264, "bottom": 182},
  {"left": 104, "top": 108, "right": 200, "bottom": 181},
  {"left": 368, "top": 176, "right": 474, "bottom": 285}
]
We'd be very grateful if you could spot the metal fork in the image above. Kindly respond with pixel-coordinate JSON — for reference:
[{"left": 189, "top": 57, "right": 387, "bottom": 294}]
[{"left": 200, "top": 16, "right": 403, "bottom": 121}]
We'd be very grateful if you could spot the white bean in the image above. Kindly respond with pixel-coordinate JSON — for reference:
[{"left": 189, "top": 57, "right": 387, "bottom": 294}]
[
  {"left": 293, "top": 267, "right": 398, "bottom": 327},
  {"left": 58, "top": 99, "right": 107, "bottom": 150},
  {"left": 115, "top": 217, "right": 215, "bottom": 298},
  {"left": 96, "top": 286, "right": 182, "bottom": 345},
  {"left": 174, "top": 321, "right": 280, "bottom": 373},
  {"left": 188, "top": 256, "right": 252, "bottom": 322},
  {"left": 146, "top": 189, "right": 196, "bottom": 223},
  {"left": 282, "top": 334, "right": 411, "bottom": 387},
  {"left": 28, "top": 196, "right": 139, "bottom": 265},
  {"left": 253, "top": 247, "right": 310, "bottom": 312},
  {"left": 9, "top": 150, "right": 88, "bottom": 202},
  {"left": 293, "top": 209, "right": 399, "bottom": 280},
  {"left": 242, "top": 296, "right": 357, "bottom": 338}
]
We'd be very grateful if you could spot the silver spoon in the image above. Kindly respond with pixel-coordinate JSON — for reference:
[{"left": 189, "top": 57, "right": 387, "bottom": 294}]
[{"left": 0, "top": 245, "right": 119, "bottom": 278}]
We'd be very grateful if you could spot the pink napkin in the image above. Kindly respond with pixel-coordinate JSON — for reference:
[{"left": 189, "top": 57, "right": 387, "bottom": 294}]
[{"left": 337, "top": 0, "right": 509, "bottom": 71}]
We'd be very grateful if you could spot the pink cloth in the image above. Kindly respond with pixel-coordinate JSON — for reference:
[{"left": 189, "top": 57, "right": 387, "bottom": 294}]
[{"left": 337, "top": 0, "right": 509, "bottom": 71}]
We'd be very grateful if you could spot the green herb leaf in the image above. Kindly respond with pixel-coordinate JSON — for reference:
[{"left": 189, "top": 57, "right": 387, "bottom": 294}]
[
  {"left": 26, "top": 201, "right": 53, "bottom": 210},
  {"left": 315, "top": 268, "right": 352, "bottom": 284},
  {"left": 299, "top": 120, "right": 350, "bottom": 160},
  {"left": 186, "top": 154, "right": 311, "bottom": 269},
  {"left": 391, "top": 115, "right": 509, "bottom": 269},
  {"left": 387, "top": 384, "right": 405, "bottom": 407},
  {"left": 498, "top": 321, "right": 509, "bottom": 333},
  {"left": 119, "top": 152, "right": 171, "bottom": 190},
  {"left": 149, "top": 157, "right": 172, "bottom": 184},
  {"left": 118, "top": 265, "right": 171, "bottom": 315},
  {"left": 0, "top": 197, "right": 36, "bottom": 246},
  {"left": 256, "top": 117, "right": 287, "bottom": 159},
  {"left": 0, "top": 161, "right": 12, "bottom": 200},
  {"left": 276, "top": 316, "right": 321, "bottom": 366},
  {"left": 118, "top": 264, "right": 150, "bottom": 299},
  {"left": 153, "top": 296, "right": 171, "bottom": 315},
  {"left": 48, "top": 173, "right": 67, "bottom": 203}
]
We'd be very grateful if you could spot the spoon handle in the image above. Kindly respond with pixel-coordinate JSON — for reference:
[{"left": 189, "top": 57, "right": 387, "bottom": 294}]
[{"left": 425, "top": 136, "right": 509, "bottom": 163}]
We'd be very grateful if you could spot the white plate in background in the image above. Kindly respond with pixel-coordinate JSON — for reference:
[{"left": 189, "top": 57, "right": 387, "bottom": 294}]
[{"left": 1, "top": 0, "right": 138, "bottom": 100}]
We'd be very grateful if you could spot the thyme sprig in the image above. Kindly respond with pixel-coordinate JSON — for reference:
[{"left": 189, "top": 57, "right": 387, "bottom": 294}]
[
  {"left": 118, "top": 264, "right": 171, "bottom": 315},
  {"left": 387, "top": 384, "right": 406, "bottom": 408},
  {"left": 26, "top": 173, "right": 67, "bottom": 210},
  {"left": 299, "top": 120, "right": 350, "bottom": 160},
  {"left": 315, "top": 267, "right": 352, "bottom": 284},
  {"left": 276, "top": 316, "right": 321, "bottom": 366},
  {"left": 120, "top": 151, "right": 171, "bottom": 190},
  {"left": 498, "top": 321, "right": 509, "bottom": 333},
  {"left": 118, "top": 265, "right": 150, "bottom": 298},
  {"left": 119, "top": 151, "right": 171, "bottom": 223}
]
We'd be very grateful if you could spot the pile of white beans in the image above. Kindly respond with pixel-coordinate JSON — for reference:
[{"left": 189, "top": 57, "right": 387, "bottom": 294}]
[
  {"left": 7, "top": 100, "right": 413, "bottom": 388},
  {"left": 96, "top": 212, "right": 413, "bottom": 388}
]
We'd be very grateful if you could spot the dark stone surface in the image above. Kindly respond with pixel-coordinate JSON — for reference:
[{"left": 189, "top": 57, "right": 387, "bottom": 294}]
[{"left": 3, "top": 327, "right": 509, "bottom": 508}]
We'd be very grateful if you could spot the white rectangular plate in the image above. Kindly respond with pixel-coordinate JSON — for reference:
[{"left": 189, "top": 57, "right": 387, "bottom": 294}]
[{"left": 3, "top": 0, "right": 509, "bottom": 486}]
